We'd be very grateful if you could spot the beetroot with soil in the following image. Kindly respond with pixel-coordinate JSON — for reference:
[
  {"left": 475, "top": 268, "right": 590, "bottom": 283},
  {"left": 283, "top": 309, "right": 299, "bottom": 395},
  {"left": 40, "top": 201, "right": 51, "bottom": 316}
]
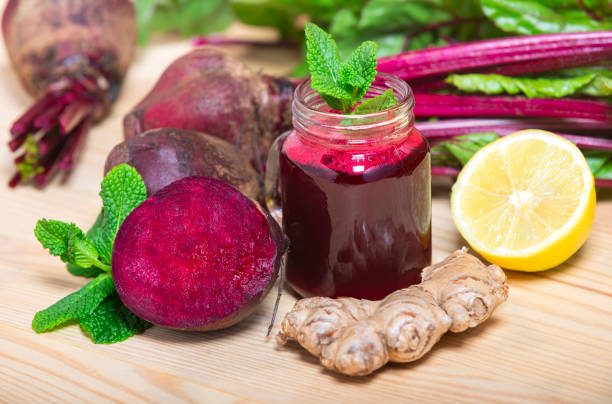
[
  {"left": 104, "top": 127, "right": 262, "bottom": 201},
  {"left": 123, "top": 48, "right": 295, "bottom": 172},
  {"left": 112, "top": 176, "right": 285, "bottom": 330},
  {"left": 3, "top": 0, "right": 136, "bottom": 187}
]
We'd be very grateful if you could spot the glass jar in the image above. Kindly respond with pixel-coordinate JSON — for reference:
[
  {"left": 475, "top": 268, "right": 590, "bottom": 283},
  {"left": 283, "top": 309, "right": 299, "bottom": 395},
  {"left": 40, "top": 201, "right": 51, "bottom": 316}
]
[{"left": 267, "top": 73, "right": 431, "bottom": 300}]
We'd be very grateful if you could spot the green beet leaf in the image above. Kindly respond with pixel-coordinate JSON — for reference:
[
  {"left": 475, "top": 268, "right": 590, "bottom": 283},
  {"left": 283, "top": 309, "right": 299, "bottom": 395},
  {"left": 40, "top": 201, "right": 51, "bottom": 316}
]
[
  {"left": 137, "top": 0, "right": 233, "bottom": 45},
  {"left": 80, "top": 294, "right": 151, "bottom": 344},
  {"left": 329, "top": 9, "right": 406, "bottom": 61},
  {"left": 481, "top": 0, "right": 612, "bottom": 35},
  {"left": 584, "top": 150, "right": 612, "bottom": 181},
  {"left": 431, "top": 132, "right": 499, "bottom": 167},
  {"left": 32, "top": 274, "right": 115, "bottom": 333},
  {"left": 353, "top": 89, "right": 399, "bottom": 114},
  {"left": 446, "top": 73, "right": 600, "bottom": 99},
  {"left": 359, "top": 0, "right": 453, "bottom": 30},
  {"left": 230, "top": 0, "right": 300, "bottom": 41},
  {"left": 556, "top": 67, "right": 612, "bottom": 98}
]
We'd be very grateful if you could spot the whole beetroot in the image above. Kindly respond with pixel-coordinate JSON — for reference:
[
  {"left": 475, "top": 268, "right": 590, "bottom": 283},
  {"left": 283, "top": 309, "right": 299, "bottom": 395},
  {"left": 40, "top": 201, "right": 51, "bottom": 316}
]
[
  {"left": 123, "top": 48, "right": 295, "bottom": 172},
  {"left": 104, "top": 128, "right": 262, "bottom": 201},
  {"left": 112, "top": 176, "right": 285, "bottom": 331},
  {"left": 3, "top": 0, "right": 137, "bottom": 187}
]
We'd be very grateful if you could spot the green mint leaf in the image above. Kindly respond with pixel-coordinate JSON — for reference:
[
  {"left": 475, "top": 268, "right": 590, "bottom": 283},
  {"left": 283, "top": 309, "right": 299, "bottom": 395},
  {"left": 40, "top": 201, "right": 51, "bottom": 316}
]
[
  {"left": 99, "top": 164, "right": 147, "bottom": 259},
  {"left": 35, "top": 220, "right": 108, "bottom": 271},
  {"left": 353, "top": 89, "right": 398, "bottom": 114},
  {"left": 80, "top": 293, "right": 151, "bottom": 344},
  {"left": 305, "top": 22, "right": 386, "bottom": 113},
  {"left": 66, "top": 263, "right": 103, "bottom": 278},
  {"left": 68, "top": 236, "right": 105, "bottom": 270},
  {"left": 346, "top": 40, "right": 378, "bottom": 102},
  {"left": 34, "top": 219, "right": 72, "bottom": 257},
  {"left": 305, "top": 22, "right": 352, "bottom": 111},
  {"left": 32, "top": 274, "right": 115, "bottom": 333},
  {"left": 66, "top": 209, "right": 107, "bottom": 277},
  {"left": 445, "top": 73, "right": 598, "bottom": 99},
  {"left": 88, "top": 209, "right": 113, "bottom": 266},
  {"left": 319, "top": 93, "right": 352, "bottom": 112}
]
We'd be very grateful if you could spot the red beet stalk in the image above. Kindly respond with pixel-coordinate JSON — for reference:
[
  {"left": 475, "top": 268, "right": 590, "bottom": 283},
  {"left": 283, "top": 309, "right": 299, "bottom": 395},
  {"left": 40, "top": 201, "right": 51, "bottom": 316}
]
[
  {"left": 416, "top": 118, "right": 612, "bottom": 138},
  {"left": 413, "top": 94, "right": 612, "bottom": 122},
  {"left": 408, "top": 49, "right": 612, "bottom": 92},
  {"left": 378, "top": 31, "right": 612, "bottom": 81},
  {"left": 8, "top": 86, "right": 101, "bottom": 187},
  {"left": 191, "top": 36, "right": 295, "bottom": 48}
]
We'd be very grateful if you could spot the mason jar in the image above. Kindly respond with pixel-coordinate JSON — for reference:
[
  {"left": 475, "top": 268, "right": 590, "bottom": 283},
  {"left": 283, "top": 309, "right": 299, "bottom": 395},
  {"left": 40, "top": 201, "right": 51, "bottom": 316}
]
[{"left": 267, "top": 73, "right": 431, "bottom": 300}]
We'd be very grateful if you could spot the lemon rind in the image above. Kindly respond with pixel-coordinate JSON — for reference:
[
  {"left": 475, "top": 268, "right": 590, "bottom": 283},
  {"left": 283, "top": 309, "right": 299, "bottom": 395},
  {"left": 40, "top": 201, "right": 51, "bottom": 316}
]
[{"left": 451, "top": 130, "right": 594, "bottom": 259}]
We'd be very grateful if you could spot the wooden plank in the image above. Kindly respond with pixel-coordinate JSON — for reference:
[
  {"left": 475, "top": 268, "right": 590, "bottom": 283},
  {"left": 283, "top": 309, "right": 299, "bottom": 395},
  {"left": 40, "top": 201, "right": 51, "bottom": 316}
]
[{"left": 0, "top": 3, "right": 610, "bottom": 402}]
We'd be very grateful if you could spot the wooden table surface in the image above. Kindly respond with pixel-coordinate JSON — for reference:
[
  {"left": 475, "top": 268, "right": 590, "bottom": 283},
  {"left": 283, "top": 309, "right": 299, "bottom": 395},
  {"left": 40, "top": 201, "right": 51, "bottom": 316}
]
[{"left": 1, "top": 19, "right": 611, "bottom": 404}]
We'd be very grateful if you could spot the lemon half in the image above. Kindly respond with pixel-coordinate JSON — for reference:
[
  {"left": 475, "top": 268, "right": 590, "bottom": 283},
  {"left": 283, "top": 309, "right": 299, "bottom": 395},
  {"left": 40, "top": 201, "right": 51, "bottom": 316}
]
[{"left": 451, "top": 130, "right": 595, "bottom": 271}]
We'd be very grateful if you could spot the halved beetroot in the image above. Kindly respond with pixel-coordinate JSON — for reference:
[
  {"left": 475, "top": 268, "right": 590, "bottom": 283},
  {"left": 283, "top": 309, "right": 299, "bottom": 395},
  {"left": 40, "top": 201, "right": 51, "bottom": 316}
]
[{"left": 112, "top": 176, "right": 284, "bottom": 330}]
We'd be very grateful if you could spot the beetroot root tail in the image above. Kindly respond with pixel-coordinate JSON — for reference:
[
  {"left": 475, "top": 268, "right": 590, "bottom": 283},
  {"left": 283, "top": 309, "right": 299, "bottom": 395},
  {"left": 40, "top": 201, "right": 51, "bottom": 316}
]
[{"left": 7, "top": 89, "right": 98, "bottom": 188}]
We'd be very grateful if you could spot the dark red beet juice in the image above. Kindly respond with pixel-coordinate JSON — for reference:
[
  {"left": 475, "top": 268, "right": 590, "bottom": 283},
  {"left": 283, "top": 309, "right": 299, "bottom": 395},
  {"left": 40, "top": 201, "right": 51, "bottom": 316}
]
[{"left": 276, "top": 74, "right": 431, "bottom": 300}]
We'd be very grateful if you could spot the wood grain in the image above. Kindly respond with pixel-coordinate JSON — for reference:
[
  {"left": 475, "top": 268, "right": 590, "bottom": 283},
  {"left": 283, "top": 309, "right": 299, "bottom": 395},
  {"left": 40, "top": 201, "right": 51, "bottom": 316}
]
[{"left": 0, "top": 7, "right": 611, "bottom": 403}]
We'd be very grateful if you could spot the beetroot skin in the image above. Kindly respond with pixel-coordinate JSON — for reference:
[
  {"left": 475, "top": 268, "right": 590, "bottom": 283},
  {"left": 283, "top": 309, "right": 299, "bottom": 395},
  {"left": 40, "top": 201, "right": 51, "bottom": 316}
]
[
  {"left": 3, "top": 0, "right": 136, "bottom": 187},
  {"left": 104, "top": 128, "right": 262, "bottom": 201},
  {"left": 112, "top": 176, "right": 285, "bottom": 330},
  {"left": 123, "top": 48, "right": 295, "bottom": 172}
]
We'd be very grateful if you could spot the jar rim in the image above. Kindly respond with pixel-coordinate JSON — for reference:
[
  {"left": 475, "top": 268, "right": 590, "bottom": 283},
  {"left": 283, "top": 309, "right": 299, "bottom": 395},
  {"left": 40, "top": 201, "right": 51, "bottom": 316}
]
[
  {"left": 291, "top": 72, "right": 415, "bottom": 147},
  {"left": 293, "top": 72, "right": 414, "bottom": 120}
]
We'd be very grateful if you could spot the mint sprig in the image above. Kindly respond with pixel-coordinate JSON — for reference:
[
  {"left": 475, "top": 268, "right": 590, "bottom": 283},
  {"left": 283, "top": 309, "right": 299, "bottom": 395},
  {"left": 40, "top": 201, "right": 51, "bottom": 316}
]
[
  {"left": 32, "top": 274, "right": 115, "bottom": 332},
  {"left": 305, "top": 22, "right": 397, "bottom": 114},
  {"left": 80, "top": 294, "right": 151, "bottom": 344},
  {"left": 35, "top": 220, "right": 110, "bottom": 272},
  {"left": 354, "top": 89, "right": 399, "bottom": 115},
  {"left": 100, "top": 164, "right": 148, "bottom": 254},
  {"left": 32, "top": 164, "right": 150, "bottom": 343}
]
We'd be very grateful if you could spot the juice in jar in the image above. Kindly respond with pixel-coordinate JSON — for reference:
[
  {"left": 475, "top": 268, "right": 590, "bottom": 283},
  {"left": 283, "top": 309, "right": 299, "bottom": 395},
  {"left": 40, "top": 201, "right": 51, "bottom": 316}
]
[{"left": 277, "top": 74, "right": 431, "bottom": 300}]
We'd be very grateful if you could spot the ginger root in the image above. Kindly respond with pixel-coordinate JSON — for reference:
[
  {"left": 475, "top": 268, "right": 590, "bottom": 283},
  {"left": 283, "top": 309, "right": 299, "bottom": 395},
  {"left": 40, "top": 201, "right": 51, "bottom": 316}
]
[{"left": 276, "top": 249, "right": 508, "bottom": 376}]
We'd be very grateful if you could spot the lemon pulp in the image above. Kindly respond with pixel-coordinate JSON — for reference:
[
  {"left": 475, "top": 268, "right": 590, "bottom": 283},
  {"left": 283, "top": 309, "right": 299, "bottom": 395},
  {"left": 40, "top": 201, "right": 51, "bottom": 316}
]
[{"left": 451, "top": 130, "right": 595, "bottom": 271}]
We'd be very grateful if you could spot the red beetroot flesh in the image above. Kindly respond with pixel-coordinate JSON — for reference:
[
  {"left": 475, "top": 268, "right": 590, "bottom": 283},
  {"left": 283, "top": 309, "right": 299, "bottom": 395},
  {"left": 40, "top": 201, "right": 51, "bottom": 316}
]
[
  {"left": 112, "top": 177, "right": 283, "bottom": 330},
  {"left": 123, "top": 48, "right": 294, "bottom": 172}
]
